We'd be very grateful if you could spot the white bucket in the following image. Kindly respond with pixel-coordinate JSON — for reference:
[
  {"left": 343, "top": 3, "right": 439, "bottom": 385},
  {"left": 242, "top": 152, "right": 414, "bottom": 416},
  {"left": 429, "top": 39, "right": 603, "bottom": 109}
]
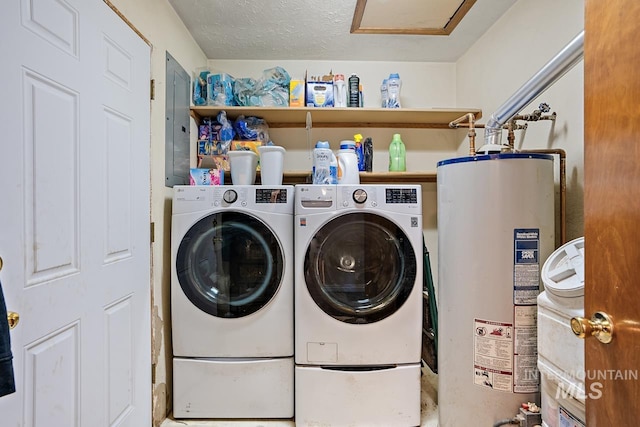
[
  {"left": 228, "top": 150, "right": 258, "bottom": 185},
  {"left": 538, "top": 237, "right": 585, "bottom": 427},
  {"left": 258, "top": 145, "right": 285, "bottom": 185}
]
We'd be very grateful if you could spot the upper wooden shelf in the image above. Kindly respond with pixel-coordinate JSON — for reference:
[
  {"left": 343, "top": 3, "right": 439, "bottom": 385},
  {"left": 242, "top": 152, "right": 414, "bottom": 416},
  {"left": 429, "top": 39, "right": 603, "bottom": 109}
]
[
  {"left": 190, "top": 106, "right": 482, "bottom": 129},
  {"left": 220, "top": 170, "right": 437, "bottom": 185},
  {"left": 279, "top": 171, "right": 437, "bottom": 184}
]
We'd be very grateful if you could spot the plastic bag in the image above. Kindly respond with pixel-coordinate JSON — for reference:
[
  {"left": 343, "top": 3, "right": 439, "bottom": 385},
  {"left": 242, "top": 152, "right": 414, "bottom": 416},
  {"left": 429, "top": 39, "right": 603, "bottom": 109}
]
[
  {"left": 233, "top": 115, "right": 270, "bottom": 143},
  {"left": 193, "top": 69, "right": 209, "bottom": 106},
  {"left": 207, "top": 73, "right": 235, "bottom": 106},
  {"left": 233, "top": 67, "right": 291, "bottom": 107},
  {"left": 216, "top": 111, "right": 235, "bottom": 153}
]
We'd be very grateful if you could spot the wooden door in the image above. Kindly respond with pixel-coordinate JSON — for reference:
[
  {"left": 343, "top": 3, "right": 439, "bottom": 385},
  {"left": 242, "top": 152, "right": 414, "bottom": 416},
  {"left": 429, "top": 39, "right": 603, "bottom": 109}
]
[
  {"left": 0, "top": 0, "right": 151, "bottom": 425},
  {"left": 584, "top": 0, "right": 640, "bottom": 424}
]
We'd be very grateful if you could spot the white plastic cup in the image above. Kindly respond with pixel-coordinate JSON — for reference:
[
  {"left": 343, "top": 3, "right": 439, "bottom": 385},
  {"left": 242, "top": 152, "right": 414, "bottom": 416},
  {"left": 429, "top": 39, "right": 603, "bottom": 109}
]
[
  {"left": 258, "top": 145, "right": 286, "bottom": 185},
  {"left": 228, "top": 150, "right": 258, "bottom": 185}
]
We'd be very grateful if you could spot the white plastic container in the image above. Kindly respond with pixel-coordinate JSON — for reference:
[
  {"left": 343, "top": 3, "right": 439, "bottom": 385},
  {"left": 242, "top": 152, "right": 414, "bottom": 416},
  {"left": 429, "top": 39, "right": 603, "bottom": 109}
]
[
  {"left": 333, "top": 74, "right": 347, "bottom": 108},
  {"left": 540, "top": 374, "right": 586, "bottom": 427},
  {"left": 312, "top": 141, "right": 337, "bottom": 184},
  {"left": 228, "top": 150, "right": 258, "bottom": 185},
  {"left": 387, "top": 73, "right": 402, "bottom": 108},
  {"left": 258, "top": 145, "right": 285, "bottom": 185},
  {"left": 336, "top": 140, "right": 359, "bottom": 184},
  {"left": 380, "top": 78, "right": 388, "bottom": 108},
  {"left": 538, "top": 237, "right": 585, "bottom": 427}
]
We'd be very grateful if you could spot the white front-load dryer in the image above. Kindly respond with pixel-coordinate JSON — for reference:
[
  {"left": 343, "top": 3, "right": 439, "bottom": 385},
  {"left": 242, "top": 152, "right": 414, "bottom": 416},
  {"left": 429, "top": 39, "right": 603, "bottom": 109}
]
[
  {"left": 294, "top": 184, "right": 423, "bottom": 427},
  {"left": 171, "top": 185, "right": 294, "bottom": 419}
]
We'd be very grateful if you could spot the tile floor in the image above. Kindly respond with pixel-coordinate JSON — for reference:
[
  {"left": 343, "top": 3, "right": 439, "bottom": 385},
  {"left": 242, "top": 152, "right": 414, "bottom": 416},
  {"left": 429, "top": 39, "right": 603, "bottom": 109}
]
[{"left": 161, "top": 367, "right": 439, "bottom": 427}]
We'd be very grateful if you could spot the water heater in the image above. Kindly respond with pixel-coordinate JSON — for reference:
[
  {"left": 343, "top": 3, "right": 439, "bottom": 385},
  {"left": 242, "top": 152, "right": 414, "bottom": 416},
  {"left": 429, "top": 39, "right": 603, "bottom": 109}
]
[{"left": 437, "top": 153, "right": 555, "bottom": 426}]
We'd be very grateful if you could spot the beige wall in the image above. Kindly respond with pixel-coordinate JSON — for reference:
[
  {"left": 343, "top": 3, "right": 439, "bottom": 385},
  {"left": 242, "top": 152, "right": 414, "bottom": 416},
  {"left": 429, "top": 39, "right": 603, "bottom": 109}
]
[
  {"left": 105, "top": 0, "right": 207, "bottom": 425},
  {"left": 112, "top": 0, "right": 585, "bottom": 424},
  {"left": 456, "top": 0, "right": 585, "bottom": 240}
]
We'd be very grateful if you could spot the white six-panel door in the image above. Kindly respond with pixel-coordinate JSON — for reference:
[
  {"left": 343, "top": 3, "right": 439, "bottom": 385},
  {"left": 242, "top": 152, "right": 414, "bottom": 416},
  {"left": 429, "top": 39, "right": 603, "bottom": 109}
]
[{"left": 0, "top": 0, "right": 151, "bottom": 425}]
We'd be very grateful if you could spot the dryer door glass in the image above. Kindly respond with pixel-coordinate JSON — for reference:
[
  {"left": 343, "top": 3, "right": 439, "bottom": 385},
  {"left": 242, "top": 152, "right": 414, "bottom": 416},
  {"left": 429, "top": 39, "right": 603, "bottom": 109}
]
[
  {"left": 176, "top": 211, "right": 283, "bottom": 318},
  {"left": 304, "top": 212, "right": 417, "bottom": 324}
]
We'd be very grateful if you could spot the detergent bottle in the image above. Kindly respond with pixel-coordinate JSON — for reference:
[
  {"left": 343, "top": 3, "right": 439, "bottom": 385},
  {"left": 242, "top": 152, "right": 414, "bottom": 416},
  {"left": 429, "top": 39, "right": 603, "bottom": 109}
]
[
  {"left": 387, "top": 73, "right": 402, "bottom": 108},
  {"left": 336, "top": 140, "right": 360, "bottom": 184},
  {"left": 354, "top": 133, "right": 366, "bottom": 171},
  {"left": 388, "top": 133, "right": 406, "bottom": 172},
  {"left": 312, "top": 141, "right": 338, "bottom": 184},
  {"left": 333, "top": 74, "right": 347, "bottom": 107}
]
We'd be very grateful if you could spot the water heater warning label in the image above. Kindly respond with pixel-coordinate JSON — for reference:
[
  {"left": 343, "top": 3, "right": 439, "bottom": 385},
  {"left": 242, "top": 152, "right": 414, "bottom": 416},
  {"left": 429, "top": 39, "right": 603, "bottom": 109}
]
[
  {"left": 473, "top": 319, "right": 513, "bottom": 392},
  {"left": 513, "top": 228, "right": 541, "bottom": 305},
  {"left": 514, "top": 305, "right": 539, "bottom": 393}
]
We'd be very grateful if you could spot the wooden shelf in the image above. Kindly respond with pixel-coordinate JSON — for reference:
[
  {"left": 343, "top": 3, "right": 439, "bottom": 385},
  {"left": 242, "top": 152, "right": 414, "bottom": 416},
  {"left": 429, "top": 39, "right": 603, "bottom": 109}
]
[
  {"left": 196, "top": 105, "right": 480, "bottom": 184},
  {"left": 190, "top": 106, "right": 482, "bottom": 129},
  {"left": 230, "top": 170, "right": 437, "bottom": 185}
]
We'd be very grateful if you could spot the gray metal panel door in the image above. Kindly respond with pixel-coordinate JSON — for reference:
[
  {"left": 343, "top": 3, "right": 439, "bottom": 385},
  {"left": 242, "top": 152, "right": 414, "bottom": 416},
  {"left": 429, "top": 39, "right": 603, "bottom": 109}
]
[{"left": 166, "top": 51, "right": 190, "bottom": 187}]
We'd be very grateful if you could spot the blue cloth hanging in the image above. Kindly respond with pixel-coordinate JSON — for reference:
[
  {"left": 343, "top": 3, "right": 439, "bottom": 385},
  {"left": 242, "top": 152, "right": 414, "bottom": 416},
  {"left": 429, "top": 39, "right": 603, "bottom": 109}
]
[{"left": 0, "top": 280, "right": 16, "bottom": 397}]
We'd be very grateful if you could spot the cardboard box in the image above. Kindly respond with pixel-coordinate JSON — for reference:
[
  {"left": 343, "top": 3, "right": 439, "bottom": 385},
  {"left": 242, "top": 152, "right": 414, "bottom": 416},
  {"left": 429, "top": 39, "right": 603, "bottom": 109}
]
[
  {"left": 289, "top": 79, "right": 305, "bottom": 107},
  {"left": 197, "top": 154, "right": 229, "bottom": 171},
  {"left": 198, "top": 139, "right": 228, "bottom": 156},
  {"left": 305, "top": 71, "right": 334, "bottom": 107}
]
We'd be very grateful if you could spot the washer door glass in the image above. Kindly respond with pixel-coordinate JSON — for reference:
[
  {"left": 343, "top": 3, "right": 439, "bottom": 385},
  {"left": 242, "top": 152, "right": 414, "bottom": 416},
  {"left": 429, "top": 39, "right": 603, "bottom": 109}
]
[
  {"left": 176, "top": 211, "right": 283, "bottom": 318},
  {"left": 304, "top": 212, "right": 417, "bottom": 324}
]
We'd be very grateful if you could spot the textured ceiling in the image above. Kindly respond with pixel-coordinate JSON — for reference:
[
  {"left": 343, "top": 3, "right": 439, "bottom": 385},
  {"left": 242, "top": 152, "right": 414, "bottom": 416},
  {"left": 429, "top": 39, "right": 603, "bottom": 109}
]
[{"left": 167, "top": 0, "right": 517, "bottom": 62}]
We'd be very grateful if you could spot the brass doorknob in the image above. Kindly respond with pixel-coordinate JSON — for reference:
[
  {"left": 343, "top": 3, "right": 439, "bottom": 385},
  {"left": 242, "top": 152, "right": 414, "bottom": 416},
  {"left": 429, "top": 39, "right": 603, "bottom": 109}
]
[
  {"left": 571, "top": 311, "right": 613, "bottom": 344},
  {"left": 7, "top": 312, "right": 19, "bottom": 330}
]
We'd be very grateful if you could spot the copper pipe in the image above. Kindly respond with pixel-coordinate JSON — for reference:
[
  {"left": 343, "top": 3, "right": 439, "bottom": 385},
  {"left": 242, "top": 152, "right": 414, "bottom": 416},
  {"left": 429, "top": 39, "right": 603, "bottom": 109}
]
[
  {"left": 520, "top": 148, "right": 567, "bottom": 247},
  {"left": 512, "top": 111, "right": 557, "bottom": 122},
  {"left": 449, "top": 112, "right": 475, "bottom": 127},
  {"left": 507, "top": 121, "right": 516, "bottom": 150},
  {"left": 449, "top": 113, "right": 477, "bottom": 155},
  {"left": 451, "top": 116, "right": 533, "bottom": 155},
  {"left": 505, "top": 121, "right": 528, "bottom": 150},
  {"left": 450, "top": 113, "right": 566, "bottom": 246}
]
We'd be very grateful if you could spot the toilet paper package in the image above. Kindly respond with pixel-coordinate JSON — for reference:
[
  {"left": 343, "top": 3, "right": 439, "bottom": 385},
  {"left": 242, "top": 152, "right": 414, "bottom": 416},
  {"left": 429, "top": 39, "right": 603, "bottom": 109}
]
[{"left": 189, "top": 168, "right": 224, "bottom": 186}]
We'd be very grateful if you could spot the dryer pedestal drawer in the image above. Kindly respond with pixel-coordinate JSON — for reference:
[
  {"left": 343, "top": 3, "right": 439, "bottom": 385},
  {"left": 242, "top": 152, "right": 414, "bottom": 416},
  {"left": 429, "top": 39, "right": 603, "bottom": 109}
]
[
  {"left": 173, "top": 357, "right": 294, "bottom": 419},
  {"left": 295, "top": 363, "right": 421, "bottom": 426}
]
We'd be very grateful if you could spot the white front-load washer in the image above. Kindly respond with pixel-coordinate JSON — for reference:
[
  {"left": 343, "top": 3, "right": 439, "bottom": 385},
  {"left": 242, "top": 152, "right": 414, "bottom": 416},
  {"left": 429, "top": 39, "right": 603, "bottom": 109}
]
[
  {"left": 294, "top": 184, "right": 423, "bottom": 427},
  {"left": 171, "top": 185, "right": 294, "bottom": 419}
]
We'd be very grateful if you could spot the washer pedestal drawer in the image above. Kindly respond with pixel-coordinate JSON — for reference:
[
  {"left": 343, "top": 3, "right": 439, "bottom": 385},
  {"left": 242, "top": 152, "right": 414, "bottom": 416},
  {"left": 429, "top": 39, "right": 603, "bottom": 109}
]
[{"left": 173, "top": 357, "right": 294, "bottom": 419}]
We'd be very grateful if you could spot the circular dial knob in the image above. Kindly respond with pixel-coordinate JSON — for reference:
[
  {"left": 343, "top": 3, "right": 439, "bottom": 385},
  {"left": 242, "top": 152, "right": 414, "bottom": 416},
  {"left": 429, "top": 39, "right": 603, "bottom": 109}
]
[
  {"left": 223, "top": 189, "right": 238, "bottom": 204},
  {"left": 352, "top": 189, "right": 368, "bottom": 204}
]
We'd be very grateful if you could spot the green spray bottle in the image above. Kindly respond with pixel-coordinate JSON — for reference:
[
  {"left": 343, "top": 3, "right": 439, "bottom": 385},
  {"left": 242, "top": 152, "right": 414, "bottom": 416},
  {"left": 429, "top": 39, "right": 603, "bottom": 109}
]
[{"left": 388, "top": 133, "right": 406, "bottom": 171}]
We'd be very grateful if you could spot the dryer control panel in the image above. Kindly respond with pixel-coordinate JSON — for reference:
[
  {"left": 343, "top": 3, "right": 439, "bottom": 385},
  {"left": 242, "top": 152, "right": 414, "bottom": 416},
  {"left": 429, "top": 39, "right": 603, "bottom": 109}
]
[
  {"left": 385, "top": 187, "right": 419, "bottom": 204},
  {"left": 337, "top": 185, "right": 421, "bottom": 213},
  {"left": 256, "top": 188, "right": 289, "bottom": 204}
]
